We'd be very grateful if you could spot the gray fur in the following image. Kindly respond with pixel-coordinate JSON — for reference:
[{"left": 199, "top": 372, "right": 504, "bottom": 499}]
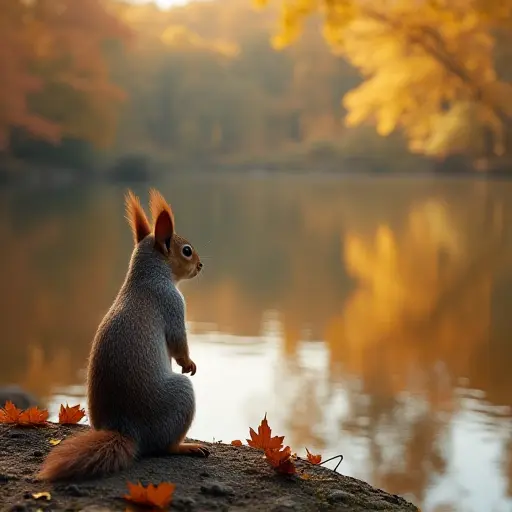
[{"left": 87, "top": 235, "right": 195, "bottom": 456}]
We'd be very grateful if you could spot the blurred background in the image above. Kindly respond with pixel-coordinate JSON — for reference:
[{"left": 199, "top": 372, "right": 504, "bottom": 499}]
[{"left": 1, "top": 1, "right": 512, "bottom": 511}]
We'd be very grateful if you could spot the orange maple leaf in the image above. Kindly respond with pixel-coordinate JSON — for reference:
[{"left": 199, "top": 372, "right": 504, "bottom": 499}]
[
  {"left": 231, "top": 440, "right": 243, "bottom": 446},
  {"left": 58, "top": 404, "right": 86, "bottom": 425},
  {"left": 265, "top": 446, "right": 296, "bottom": 475},
  {"left": 124, "top": 481, "right": 175, "bottom": 509},
  {"left": 247, "top": 414, "right": 284, "bottom": 451},
  {"left": 18, "top": 406, "right": 49, "bottom": 426},
  {"left": 305, "top": 447, "right": 322, "bottom": 465},
  {"left": 0, "top": 401, "right": 22, "bottom": 423}
]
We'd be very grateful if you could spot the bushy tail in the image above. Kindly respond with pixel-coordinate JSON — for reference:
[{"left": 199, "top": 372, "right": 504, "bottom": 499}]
[{"left": 37, "top": 429, "right": 136, "bottom": 481}]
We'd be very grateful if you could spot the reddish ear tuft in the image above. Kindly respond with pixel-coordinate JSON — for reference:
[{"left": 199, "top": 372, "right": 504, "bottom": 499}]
[
  {"left": 125, "top": 190, "right": 151, "bottom": 244},
  {"left": 149, "top": 188, "right": 174, "bottom": 244}
]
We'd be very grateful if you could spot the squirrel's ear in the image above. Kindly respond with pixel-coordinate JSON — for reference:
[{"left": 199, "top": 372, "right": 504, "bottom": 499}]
[
  {"left": 149, "top": 188, "right": 175, "bottom": 248},
  {"left": 125, "top": 190, "right": 151, "bottom": 245}
]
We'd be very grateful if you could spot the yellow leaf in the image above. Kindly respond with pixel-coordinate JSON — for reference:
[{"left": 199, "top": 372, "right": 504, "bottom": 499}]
[
  {"left": 32, "top": 492, "right": 51, "bottom": 501},
  {"left": 49, "top": 439, "right": 62, "bottom": 446}
]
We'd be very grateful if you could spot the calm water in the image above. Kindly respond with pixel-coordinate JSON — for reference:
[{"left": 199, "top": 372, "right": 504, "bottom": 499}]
[{"left": 1, "top": 174, "right": 512, "bottom": 512}]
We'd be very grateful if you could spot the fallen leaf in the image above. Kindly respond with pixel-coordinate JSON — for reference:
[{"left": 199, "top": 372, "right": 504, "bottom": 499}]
[
  {"left": 0, "top": 401, "right": 22, "bottom": 423},
  {"left": 247, "top": 414, "right": 284, "bottom": 451},
  {"left": 305, "top": 447, "right": 322, "bottom": 464},
  {"left": 265, "top": 446, "right": 296, "bottom": 475},
  {"left": 58, "top": 404, "right": 86, "bottom": 424},
  {"left": 231, "top": 440, "right": 243, "bottom": 446},
  {"left": 49, "top": 439, "right": 62, "bottom": 446},
  {"left": 124, "top": 481, "right": 175, "bottom": 508},
  {"left": 32, "top": 491, "right": 51, "bottom": 500},
  {"left": 18, "top": 407, "right": 48, "bottom": 426}
]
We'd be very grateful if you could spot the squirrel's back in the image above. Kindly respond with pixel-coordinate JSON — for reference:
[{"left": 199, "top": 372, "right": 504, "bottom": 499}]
[
  {"left": 87, "top": 241, "right": 185, "bottom": 435},
  {"left": 38, "top": 189, "right": 208, "bottom": 482}
]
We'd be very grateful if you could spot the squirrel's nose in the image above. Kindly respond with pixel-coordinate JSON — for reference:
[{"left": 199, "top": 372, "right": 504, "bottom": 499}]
[{"left": 197, "top": 262, "right": 203, "bottom": 270}]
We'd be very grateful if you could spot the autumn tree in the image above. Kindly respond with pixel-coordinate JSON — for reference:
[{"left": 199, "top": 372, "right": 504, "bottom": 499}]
[
  {"left": 0, "top": 0, "right": 131, "bottom": 151},
  {"left": 255, "top": 0, "right": 512, "bottom": 161},
  {"left": 107, "top": 0, "right": 367, "bottom": 165}
]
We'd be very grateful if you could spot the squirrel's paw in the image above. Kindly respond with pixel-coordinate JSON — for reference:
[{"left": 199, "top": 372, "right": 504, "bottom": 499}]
[
  {"left": 169, "top": 442, "right": 210, "bottom": 457},
  {"left": 177, "top": 358, "right": 197, "bottom": 376}
]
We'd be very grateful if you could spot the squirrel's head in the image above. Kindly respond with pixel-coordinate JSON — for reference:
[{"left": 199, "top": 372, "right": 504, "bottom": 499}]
[{"left": 125, "top": 188, "right": 203, "bottom": 282}]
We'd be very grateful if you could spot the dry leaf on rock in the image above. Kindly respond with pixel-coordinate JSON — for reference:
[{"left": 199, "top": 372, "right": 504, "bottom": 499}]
[
  {"left": 18, "top": 407, "right": 48, "bottom": 426},
  {"left": 0, "top": 401, "right": 48, "bottom": 426},
  {"left": 32, "top": 491, "right": 51, "bottom": 500},
  {"left": 0, "top": 401, "right": 22, "bottom": 423},
  {"left": 231, "top": 440, "right": 243, "bottom": 446},
  {"left": 305, "top": 447, "right": 322, "bottom": 464},
  {"left": 265, "top": 446, "right": 296, "bottom": 475},
  {"left": 247, "top": 414, "right": 284, "bottom": 451},
  {"left": 58, "top": 404, "right": 86, "bottom": 424},
  {"left": 124, "top": 481, "right": 175, "bottom": 509}
]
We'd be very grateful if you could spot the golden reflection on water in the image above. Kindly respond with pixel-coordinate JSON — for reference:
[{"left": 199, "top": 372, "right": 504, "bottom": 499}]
[{"left": 0, "top": 176, "right": 511, "bottom": 512}]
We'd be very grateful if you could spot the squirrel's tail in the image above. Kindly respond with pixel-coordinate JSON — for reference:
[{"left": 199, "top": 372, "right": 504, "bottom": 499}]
[{"left": 37, "top": 429, "right": 136, "bottom": 481}]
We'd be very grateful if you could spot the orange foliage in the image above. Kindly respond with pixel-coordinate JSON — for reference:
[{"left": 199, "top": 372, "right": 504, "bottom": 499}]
[
  {"left": 58, "top": 404, "right": 86, "bottom": 425},
  {"left": 246, "top": 414, "right": 300, "bottom": 475},
  {"left": 0, "top": 401, "right": 48, "bottom": 426},
  {"left": 124, "top": 481, "right": 176, "bottom": 509},
  {"left": 265, "top": 445, "right": 297, "bottom": 475},
  {"left": 0, "top": 401, "right": 23, "bottom": 423},
  {"left": 231, "top": 439, "right": 243, "bottom": 446},
  {"left": 0, "top": 0, "right": 132, "bottom": 149},
  {"left": 247, "top": 414, "right": 284, "bottom": 451},
  {"left": 18, "top": 407, "right": 49, "bottom": 425},
  {"left": 305, "top": 447, "right": 321, "bottom": 464}
]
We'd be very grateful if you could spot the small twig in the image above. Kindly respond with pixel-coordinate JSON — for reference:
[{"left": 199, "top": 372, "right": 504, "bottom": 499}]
[{"left": 319, "top": 454, "right": 344, "bottom": 472}]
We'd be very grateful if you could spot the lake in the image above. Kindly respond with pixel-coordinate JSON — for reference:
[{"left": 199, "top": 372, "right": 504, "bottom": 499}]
[{"left": 1, "top": 173, "right": 512, "bottom": 512}]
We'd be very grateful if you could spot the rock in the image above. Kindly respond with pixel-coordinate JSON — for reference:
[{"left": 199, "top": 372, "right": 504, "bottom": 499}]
[
  {"left": 8, "top": 432, "right": 26, "bottom": 439},
  {"left": 78, "top": 507, "right": 114, "bottom": 512},
  {"left": 8, "top": 504, "right": 29, "bottom": 512},
  {"left": 328, "top": 489, "right": 355, "bottom": 503},
  {"left": 0, "top": 386, "right": 39, "bottom": 410},
  {"left": 62, "top": 484, "right": 87, "bottom": 497},
  {"left": 200, "top": 481, "right": 235, "bottom": 497},
  {"left": 0, "top": 424, "right": 419, "bottom": 512},
  {"left": 174, "top": 496, "right": 197, "bottom": 510},
  {"left": 270, "top": 496, "right": 299, "bottom": 510}
]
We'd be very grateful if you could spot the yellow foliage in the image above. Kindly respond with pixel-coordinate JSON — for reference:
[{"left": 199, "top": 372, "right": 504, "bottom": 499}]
[
  {"left": 253, "top": 0, "right": 270, "bottom": 8},
  {"left": 260, "top": 0, "right": 512, "bottom": 157}
]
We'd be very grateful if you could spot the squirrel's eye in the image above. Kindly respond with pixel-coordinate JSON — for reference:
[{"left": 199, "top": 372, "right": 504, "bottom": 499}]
[{"left": 182, "top": 245, "right": 193, "bottom": 259}]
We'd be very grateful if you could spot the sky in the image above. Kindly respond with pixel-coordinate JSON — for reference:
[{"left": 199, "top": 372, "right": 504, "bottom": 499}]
[
  {"left": 131, "top": 0, "right": 191, "bottom": 7},
  {"left": 156, "top": 0, "right": 189, "bottom": 5}
]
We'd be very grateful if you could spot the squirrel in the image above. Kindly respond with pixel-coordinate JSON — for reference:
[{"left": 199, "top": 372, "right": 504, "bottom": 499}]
[{"left": 37, "top": 188, "right": 209, "bottom": 482}]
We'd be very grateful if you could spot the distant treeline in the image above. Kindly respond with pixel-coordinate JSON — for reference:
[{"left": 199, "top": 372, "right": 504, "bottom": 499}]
[{"left": 0, "top": 0, "right": 511, "bottom": 181}]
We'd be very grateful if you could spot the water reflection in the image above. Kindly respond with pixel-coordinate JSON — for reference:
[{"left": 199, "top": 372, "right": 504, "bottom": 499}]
[{"left": 0, "top": 175, "right": 511, "bottom": 512}]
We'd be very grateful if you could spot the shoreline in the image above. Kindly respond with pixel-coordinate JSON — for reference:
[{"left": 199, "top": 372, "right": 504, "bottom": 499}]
[
  {"left": 1, "top": 164, "right": 512, "bottom": 193},
  {"left": 0, "top": 424, "right": 419, "bottom": 511}
]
